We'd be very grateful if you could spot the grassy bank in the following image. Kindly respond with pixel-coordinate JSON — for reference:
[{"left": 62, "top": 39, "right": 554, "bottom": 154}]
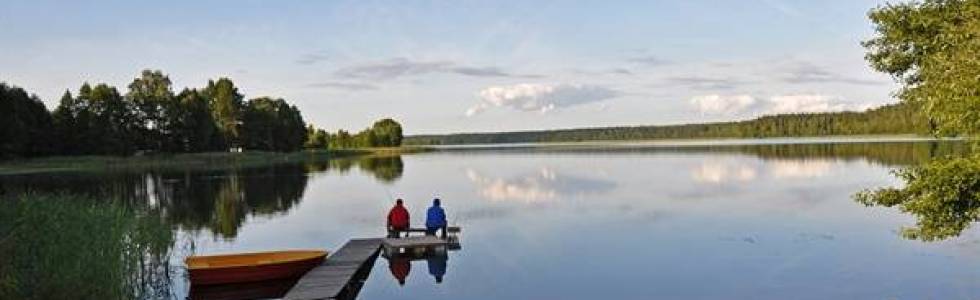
[{"left": 0, "top": 147, "right": 434, "bottom": 176}]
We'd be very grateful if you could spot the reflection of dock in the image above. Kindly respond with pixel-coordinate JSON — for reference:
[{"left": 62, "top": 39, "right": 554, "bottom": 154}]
[
  {"left": 284, "top": 238, "right": 383, "bottom": 300},
  {"left": 382, "top": 235, "right": 461, "bottom": 256},
  {"left": 382, "top": 227, "right": 462, "bottom": 256},
  {"left": 284, "top": 229, "right": 461, "bottom": 300}
]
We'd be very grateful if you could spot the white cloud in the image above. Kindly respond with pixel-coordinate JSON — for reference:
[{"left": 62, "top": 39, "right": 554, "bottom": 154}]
[
  {"left": 690, "top": 94, "right": 758, "bottom": 115},
  {"left": 467, "top": 83, "right": 619, "bottom": 116},
  {"left": 690, "top": 93, "right": 874, "bottom": 116}
]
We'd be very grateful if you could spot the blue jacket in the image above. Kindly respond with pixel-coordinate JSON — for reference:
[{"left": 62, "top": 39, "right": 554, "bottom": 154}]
[{"left": 426, "top": 204, "right": 447, "bottom": 228}]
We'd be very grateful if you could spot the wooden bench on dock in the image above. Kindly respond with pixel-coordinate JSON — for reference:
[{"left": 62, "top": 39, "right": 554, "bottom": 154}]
[
  {"left": 389, "top": 226, "right": 461, "bottom": 238},
  {"left": 284, "top": 238, "right": 383, "bottom": 300}
]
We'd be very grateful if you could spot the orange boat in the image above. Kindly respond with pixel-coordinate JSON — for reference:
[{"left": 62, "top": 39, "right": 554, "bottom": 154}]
[{"left": 186, "top": 250, "right": 328, "bottom": 285}]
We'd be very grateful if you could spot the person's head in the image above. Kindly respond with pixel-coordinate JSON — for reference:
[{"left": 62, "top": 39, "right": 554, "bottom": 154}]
[
  {"left": 398, "top": 278, "right": 406, "bottom": 285},
  {"left": 432, "top": 198, "right": 440, "bottom": 206},
  {"left": 396, "top": 198, "right": 403, "bottom": 206}
]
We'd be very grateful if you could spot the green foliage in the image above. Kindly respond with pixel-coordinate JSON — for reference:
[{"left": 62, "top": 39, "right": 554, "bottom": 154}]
[
  {"left": 856, "top": 152, "right": 980, "bottom": 241},
  {"left": 204, "top": 78, "right": 244, "bottom": 148},
  {"left": 85, "top": 83, "right": 140, "bottom": 155},
  {"left": 2, "top": 70, "right": 320, "bottom": 158},
  {"left": 0, "top": 193, "right": 174, "bottom": 299},
  {"left": 304, "top": 125, "right": 329, "bottom": 150},
  {"left": 857, "top": 1, "right": 980, "bottom": 242},
  {"left": 170, "top": 89, "right": 221, "bottom": 152},
  {"left": 406, "top": 102, "right": 929, "bottom": 145},
  {"left": 126, "top": 70, "right": 175, "bottom": 151},
  {"left": 371, "top": 118, "right": 404, "bottom": 147},
  {"left": 0, "top": 84, "right": 54, "bottom": 158},
  {"left": 241, "top": 97, "right": 307, "bottom": 152},
  {"left": 327, "top": 118, "right": 404, "bottom": 149},
  {"left": 864, "top": 0, "right": 980, "bottom": 136}
]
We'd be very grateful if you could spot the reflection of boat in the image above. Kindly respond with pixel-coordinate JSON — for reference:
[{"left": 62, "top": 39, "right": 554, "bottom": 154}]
[
  {"left": 186, "top": 250, "right": 327, "bottom": 285},
  {"left": 188, "top": 275, "right": 301, "bottom": 300}
]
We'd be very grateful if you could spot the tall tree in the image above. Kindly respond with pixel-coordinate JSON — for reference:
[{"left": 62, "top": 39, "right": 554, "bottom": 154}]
[
  {"left": 86, "top": 83, "right": 137, "bottom": 155},
  {"left": 857, "top": 0, "right": 980, "bottom": 241},
  {"left": 241, "top": 97, "right": 306, "bottom": 152},
  {"left": 126, "top": 70, "right": 175, "bottom": 151},
  {"left": 304, "top": 125, "right": 328, "bottom": 150},
  {"left": 204, "top": 78, "right": 244, "bottom": 149},
  {"left": 370, "top": 118, "right": 403, "bottom": 147},
  {"left": 0, "top": 83, "right": 54, "bottom": 158},
  {"left": 863, "top": 0, "right": 979, "bottom": 136},
  {"left": 171, "top": 89, "right": 220, "bottom": 153}
]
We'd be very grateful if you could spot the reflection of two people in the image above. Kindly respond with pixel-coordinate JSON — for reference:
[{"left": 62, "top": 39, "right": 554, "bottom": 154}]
[{"left": 387, "top": 253, "right": 449, "bottom": 285}]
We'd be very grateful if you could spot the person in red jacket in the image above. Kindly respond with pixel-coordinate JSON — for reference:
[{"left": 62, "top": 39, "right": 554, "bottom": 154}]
[{"left": 387, "top": 199, "right": 410, "bottom": 238}]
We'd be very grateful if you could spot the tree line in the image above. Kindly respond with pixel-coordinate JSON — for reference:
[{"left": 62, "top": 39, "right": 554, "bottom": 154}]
[
  {"left": 405, "top": 102, "right": 930, "bottom": 145},
  {"left": 0, "top": 70, "right": 403, "bottom": 159}
]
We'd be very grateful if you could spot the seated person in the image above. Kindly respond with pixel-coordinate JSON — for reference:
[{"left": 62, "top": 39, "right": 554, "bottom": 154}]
[
  {"left": 425, "top": 198, "right": 447, "bottom": 237},
  {"left": 387, "top": 199, "right": 410, "bottom": 238}
]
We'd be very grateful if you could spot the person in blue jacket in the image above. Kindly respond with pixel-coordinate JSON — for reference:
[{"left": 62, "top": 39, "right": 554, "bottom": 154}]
[{"left": 425, "top": 198, "right": 447, "bottom": 237}]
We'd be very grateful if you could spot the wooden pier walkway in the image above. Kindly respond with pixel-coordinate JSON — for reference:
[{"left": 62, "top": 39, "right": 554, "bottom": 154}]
[{"left": 284, "top": 238, "right": 383, "bottom": 300}]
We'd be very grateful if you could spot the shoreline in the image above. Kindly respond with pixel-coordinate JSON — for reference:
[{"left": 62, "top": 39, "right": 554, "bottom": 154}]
[{"left": 0, "top": 147, "right": 434, "bottom": 176}]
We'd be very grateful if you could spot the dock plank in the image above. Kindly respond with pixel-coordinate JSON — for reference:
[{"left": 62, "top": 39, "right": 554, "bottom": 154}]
[{"left": 284, "top": 238, "right": 383, "bottom": 300}]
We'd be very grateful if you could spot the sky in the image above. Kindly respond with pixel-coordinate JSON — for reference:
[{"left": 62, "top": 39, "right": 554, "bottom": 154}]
[{"left": 0, "top": 0, "right": 898, "bottom": 135}]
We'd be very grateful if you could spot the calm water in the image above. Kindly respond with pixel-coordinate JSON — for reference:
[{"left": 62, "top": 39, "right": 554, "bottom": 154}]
[{"left": 4, "top": 140, "right": 980, "bottom": 299}]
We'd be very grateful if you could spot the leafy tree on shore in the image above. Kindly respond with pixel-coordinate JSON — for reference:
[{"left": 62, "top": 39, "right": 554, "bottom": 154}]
[
  {"left": 171, "top": 89, "right": 220, "bottom": 152},
  {"left": 325, "top": 118, "right": 404, "bottom": 149},
  {"left": 0, "top": 84, "right": 54, "bottom": 158},
  {"left": 241, "top": 97, "right": 307, "bottom": 152},
  {"left": 371, "top": 118, "right": 403, "bottom": 147},
  {"left": 304, "top": 125, "right": 328, "bottom": 150},
  {"left": 85, "top": 83, "right": 139, "bottom": 155},
  {"left": 126, "top": 70, "right": 175, "bottom": 151},
  {"left": 857, "top": 0, "right": 980, "bottom": 241},
  {"left": 204, "top": 78, "right": 244, "bottom": 149}
]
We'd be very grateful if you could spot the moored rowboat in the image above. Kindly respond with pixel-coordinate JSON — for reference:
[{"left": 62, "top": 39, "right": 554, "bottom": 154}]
[{"left": 186, "top": 250, "right": 328, "bottom": 285}]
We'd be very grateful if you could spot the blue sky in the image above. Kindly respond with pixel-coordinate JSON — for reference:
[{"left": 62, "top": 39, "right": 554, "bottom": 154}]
[{"left": 0, "top": 0, "right": 896, "bottom": 134}]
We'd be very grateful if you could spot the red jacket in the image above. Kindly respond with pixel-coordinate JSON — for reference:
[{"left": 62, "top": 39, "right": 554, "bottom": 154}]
[{"left": 387, "top": 204, "right": 410, "bottom": 229}]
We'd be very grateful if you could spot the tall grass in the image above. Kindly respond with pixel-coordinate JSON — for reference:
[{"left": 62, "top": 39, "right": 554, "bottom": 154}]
[{"left": 0, "top": 193, "right": 175, "bottom": 299}]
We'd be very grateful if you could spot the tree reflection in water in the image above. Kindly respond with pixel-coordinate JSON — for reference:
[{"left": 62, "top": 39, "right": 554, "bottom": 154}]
[
  {"left": 857, "top": 151, "right": 980, "bottom": 241},
  {"left": 0, "top": 154, "right": 405, "bottom": 299}
]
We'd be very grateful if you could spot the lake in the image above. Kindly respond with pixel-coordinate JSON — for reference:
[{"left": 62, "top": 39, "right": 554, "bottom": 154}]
[{"left": 2, "top": 140, "right": 979, "bottom": 299}]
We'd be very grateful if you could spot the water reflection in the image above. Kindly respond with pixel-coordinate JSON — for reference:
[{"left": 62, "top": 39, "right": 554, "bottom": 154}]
[
  {"left": 384, "top": 250, "right": 456, "bottom": 286},
  {"left": 691, "top": 161, "right": 757, "bottom": 183},
  {"left": 466, "top": 168, "right": 615, "bottom": 202},
  {"left": 5, "top": 140, "right": 980, "bottom": 299},
  {"left": 448, "top": 140, "right": 967, "bottom": 167},
  {"left": 769, "top": 159, "right": 833, "bottom": 179},
  {"left": 856, "top": 152, "right": 980, "bottom": 241},
  {"left": 691, "top": 159, "right": 836, "bottom": 184},
  {"left": 0, "top": 155, "right": 404, "bottom": 239}
]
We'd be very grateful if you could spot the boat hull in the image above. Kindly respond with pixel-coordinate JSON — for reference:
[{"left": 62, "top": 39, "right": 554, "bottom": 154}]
[{"left": 187, "top": 250, "right": 327, "bottom": 286}]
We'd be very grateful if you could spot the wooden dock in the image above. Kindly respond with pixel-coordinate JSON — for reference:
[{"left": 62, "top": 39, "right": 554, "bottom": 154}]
[{"left": 283, "top": 238, "right": 383, "bottom": 300}]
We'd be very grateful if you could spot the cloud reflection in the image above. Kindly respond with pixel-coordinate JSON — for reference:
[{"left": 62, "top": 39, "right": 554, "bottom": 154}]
[
  {"left": 691, "top": 161, "right": 757, "bottom": 184},
  {"left": 466, "top": 168, "right": 615, "bottom": 202},
  {"left": 692, "top": 159, "right": 836, "bottom": 184},
  {"left": 768, "top": 160, "right": 833, "bottom": 179}
]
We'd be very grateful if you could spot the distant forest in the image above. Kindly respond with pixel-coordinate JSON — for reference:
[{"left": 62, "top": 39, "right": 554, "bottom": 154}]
[
  {"left": 0, "top": 70, "right": 402, "bottom": 159},
  {"left": 405, "top": 102, "right": 932, "bottom": 145}
]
